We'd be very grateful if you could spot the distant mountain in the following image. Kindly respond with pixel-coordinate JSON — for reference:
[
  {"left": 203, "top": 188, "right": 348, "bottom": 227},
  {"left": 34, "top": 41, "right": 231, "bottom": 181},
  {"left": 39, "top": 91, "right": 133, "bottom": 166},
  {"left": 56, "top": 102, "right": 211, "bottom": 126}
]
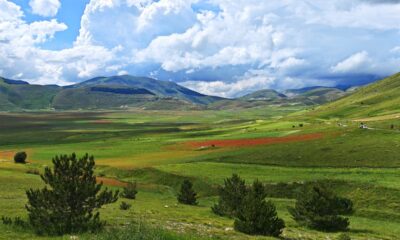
[
  {"left": 314, "top": 73, "right": 400, "bottom": 118},
  {"left": 286, "top": 87, "right": 347, "bottom": 105},
  {"left": 209, "top": 86, "right": 348, "bottom": 110},
  {"left": 240, "top": 89, "right": 287, "bottom": 101},
  {"left": 0, "top": 75, "right": 223, "bottom": 111},
  {"left": 71, "top": 75, "right": 222, "bottom": 105}
]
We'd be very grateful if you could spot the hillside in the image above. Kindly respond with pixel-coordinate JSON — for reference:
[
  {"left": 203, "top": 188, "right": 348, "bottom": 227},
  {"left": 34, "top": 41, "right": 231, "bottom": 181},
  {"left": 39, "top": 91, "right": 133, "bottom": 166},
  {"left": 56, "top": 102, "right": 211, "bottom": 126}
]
[
  {"left": 0, "top": 77, "right": 60, "bottom": 110},
  {"left": 209, "top": 87, "right": 347, "bottom": 110},
  {"left": 288, "top": 87, "right": 347, "bottom": 105},
  {"left": 314, "top": 73, "right": 400, "bottom": 118},
  {"left": 0, "top": 75, "right": 222, "bottom": 110},
  {"left": 72, "top": 75, "right": 223, "bottom": 105}
]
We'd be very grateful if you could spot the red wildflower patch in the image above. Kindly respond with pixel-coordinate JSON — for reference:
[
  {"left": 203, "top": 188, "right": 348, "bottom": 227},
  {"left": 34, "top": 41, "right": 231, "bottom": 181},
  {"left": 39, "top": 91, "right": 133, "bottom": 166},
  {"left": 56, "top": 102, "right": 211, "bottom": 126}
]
[{"left": 97, "top": 177, "right": 127, "bottom": 187}]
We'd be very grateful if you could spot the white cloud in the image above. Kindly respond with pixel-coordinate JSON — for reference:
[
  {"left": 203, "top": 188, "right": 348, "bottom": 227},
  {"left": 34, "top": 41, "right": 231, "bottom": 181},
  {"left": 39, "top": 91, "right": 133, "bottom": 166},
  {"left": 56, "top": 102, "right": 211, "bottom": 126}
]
[
  {"left": 0, "top": 0, "right": 120, "bottom": 85},
  {"left": 331, "top": 51, "right": 372, "bottom": 74},
  {"left": 2, "top": 0, "right": 400, "bottom": 97},
  {"left": 391, "top": 46, "right": 400, "bottom": 54},
  {"left": 29, "top": 0, "right": 61, "bottom": 17},
  {"left": 0, "top": 0, "right": 23, "bottom": 21}
]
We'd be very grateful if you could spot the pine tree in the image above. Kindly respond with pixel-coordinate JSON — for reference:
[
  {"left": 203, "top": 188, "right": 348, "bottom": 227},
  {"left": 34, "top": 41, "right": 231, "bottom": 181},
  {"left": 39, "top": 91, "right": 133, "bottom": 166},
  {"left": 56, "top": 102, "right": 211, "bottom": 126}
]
[
  {"left": 26, "top": 153, "right": 119, "bottom": 235},
  {"left": 177, "top": 179, "right": 197, "bottom": 205},
  {"left": 212, "top": 174, "right": 248, "bottom": 217},
  {"left": 234, "top": 180, "right": 285, "bottom": 237},
  {"left": 289, "top": 184, "right": 352, "bottom": 232}
]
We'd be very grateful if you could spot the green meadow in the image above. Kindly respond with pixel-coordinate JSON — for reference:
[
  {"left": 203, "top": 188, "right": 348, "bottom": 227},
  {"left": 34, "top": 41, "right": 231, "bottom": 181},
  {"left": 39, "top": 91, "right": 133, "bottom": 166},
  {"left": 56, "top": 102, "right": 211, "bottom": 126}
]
[{"left": 0, "top": 106, "right": 399, "bottom": 239}]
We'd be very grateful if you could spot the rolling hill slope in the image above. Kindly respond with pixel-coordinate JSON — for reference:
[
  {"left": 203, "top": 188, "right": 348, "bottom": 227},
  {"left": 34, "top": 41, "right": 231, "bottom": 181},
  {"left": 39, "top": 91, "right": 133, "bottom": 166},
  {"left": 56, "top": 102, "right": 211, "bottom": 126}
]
[
  {"left": 209, "top": 87, "right": 348, "bottom": 110},
  {"left": 0, "top": 77, "right": 60, "bottom": 110},
  {"left": 0, "top": 75, "right": 223, "bottom": 110},
  {"left": 314, "top": 73, "right": 400, "bottom": 118},
  {"left": 72, "top": 75, "right": 223, "bottom": 105}
]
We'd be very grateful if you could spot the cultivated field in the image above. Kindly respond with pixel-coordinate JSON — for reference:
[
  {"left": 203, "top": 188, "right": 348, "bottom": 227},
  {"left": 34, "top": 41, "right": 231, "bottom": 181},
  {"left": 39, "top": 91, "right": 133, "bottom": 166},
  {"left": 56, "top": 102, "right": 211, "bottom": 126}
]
[{"left": 0, "top": 106, "right": 399, "bottom": 239}]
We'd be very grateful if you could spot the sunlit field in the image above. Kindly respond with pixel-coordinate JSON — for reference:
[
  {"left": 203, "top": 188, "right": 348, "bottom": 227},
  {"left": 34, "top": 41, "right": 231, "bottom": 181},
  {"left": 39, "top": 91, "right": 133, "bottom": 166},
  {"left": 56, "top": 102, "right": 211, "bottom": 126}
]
[{"left": 1, "top": 106, "right": 399, "bottom": 239}]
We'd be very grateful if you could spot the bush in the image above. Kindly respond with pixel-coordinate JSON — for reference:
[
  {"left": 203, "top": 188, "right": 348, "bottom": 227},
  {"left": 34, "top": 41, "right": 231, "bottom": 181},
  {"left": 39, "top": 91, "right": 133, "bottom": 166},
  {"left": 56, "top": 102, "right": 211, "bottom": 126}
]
[
  {"left": 234, "top": 180, "right": 285, "bottom": 237},
  {"left": 212, "top": 174, "right": 247, "bottom": 217},
  {"left": 121, "top": 182, "right": 138, "bottom": 200},
  {"left": 177, "top": 179, "right": 198, "bottom": 205},
  {"left": 289, "top": 184, "right": 352, "bottom": 232},
  {"left": 119, "top": 201, "right": 131, "bottom": 210},
  {"left": 14, "top": 151, "right": 27, "bottom": 164},
  {"left": 26, "top": 153, "right": 119, "bottom": 235}
]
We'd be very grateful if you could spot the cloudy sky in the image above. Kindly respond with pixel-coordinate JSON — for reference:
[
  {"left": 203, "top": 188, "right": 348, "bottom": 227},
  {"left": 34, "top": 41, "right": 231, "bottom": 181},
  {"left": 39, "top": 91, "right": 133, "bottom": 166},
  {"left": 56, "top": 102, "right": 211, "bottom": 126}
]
[{"left": 1, "top": 0, "right": 399, "bottom": 97}]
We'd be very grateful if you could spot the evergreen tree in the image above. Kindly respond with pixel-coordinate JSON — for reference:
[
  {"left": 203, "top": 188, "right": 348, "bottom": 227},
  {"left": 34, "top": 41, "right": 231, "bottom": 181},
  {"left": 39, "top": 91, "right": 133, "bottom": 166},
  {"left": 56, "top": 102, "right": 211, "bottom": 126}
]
[
  {"left": 26, "top": 153, "right": 119, "bottom": 235},
  {"left": 212, "top": 174, "right": 248, "bottom": 217},
  {"left": 234, "top": 180, "right": 285, "bottom": 237},
  {"left": 177, "top": 179, "right": 197, "bottom": 205},
  {"left": 289, "top": 184, "right": 352, "bottom": 232}
]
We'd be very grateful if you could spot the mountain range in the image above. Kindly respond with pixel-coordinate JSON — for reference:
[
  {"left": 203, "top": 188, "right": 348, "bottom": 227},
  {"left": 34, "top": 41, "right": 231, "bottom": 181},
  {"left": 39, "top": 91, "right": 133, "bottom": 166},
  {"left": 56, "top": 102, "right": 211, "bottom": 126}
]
[{"left": 1, "top": 73, "right": 392, "bottom": 111}]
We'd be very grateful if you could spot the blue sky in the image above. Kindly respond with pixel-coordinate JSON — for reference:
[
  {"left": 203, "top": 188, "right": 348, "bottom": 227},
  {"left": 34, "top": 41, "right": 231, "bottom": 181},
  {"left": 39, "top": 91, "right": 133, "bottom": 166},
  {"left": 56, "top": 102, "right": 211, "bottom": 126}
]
[{"left": 0, "top": 0, "right": 399, "bottom": 97}]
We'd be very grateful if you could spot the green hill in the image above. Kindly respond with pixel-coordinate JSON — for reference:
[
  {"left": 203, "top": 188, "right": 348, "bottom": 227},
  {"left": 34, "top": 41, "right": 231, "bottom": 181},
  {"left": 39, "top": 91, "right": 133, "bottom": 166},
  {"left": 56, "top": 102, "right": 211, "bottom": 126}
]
[
  {"left": 288, "top": 87, "right": 347, "bottom": 105},
  {"left": 209, "top": 87, "right": 347, "bottom": 110},
  {"left": 314, "top": 73, "right": 400, "bottom": 118},
  {"left": 73, "top": 75, "right": 223, "bottom": 105},
  {"left": 0, "top": 77, "right": 60, "bottom": 110},
  {"left": 0, "top": 75, "right": 222, "bottom": 110}
]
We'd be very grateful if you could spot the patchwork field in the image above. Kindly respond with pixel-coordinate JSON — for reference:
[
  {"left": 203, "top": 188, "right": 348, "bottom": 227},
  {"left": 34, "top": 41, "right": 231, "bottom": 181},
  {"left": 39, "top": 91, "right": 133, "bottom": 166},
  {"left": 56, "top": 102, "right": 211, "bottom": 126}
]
[{"left": 0, "top": 106, "right": 399, "bottom": 239}]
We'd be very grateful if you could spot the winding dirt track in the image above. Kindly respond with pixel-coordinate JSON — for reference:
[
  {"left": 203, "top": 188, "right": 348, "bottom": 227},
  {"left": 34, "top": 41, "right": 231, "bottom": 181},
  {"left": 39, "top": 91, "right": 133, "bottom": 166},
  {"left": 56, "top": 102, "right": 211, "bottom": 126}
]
[{"left": 187, "top": 133, "right": 324, "bottom": 148}]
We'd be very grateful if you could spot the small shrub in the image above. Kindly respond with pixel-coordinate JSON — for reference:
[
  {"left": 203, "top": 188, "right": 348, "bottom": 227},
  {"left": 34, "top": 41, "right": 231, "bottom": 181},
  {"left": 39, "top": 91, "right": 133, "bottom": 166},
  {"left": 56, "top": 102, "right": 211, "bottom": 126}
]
[
  {"left": 289, "top": 184, "right": 352, "bottom": 232},
  {"left": 299, "top": 123, "right": 304, "bottom": 127},
  {"left": 212, "top": 174, "right": 247, "bottom": 217},
  {"left": 177, "top": 179, "right": 198, "bottom": 205},
  {"left": 119, "top": 201, "right": 131, "bottom": 210},
  {"left": 234, "top": 180, "right": 285, "bottom": 237},
  {"left": 14, "top": 151, "right": 27, "bottom": 164},
  {"left": 121, "top": 182, "right": 138, "bottom": 200},
  {"left": 337, "top": 233, "right": 351, "bottom": 240}
]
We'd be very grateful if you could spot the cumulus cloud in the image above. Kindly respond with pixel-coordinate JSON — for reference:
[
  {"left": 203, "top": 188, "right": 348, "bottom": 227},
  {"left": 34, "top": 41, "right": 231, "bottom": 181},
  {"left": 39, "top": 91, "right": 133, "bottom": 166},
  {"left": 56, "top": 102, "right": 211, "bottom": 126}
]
[
  {"left": 1, "top": 0, "right": 400, "bottom": 97},
  {"left": 331, "top": 51, "right": 372, "bottom": 74},
  {"left": 0, "top": 0, "right": 121, "bottom": 85},
  {"left": 29, "top": 0, "right": 61, "bottom": 17}
]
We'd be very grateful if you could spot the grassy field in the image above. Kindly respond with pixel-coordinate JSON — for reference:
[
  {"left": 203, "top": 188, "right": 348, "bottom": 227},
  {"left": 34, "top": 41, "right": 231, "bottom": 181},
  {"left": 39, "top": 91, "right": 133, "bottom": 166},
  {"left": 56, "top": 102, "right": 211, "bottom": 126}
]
[{"left": 0, "top": 106, "right": 399, "bottom": 239}]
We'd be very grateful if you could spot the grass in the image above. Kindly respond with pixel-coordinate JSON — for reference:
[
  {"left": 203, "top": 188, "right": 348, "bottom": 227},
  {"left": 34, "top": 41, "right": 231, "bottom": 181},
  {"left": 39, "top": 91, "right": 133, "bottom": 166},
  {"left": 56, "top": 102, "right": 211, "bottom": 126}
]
[{"left": 0, "top": 107, "right": 399, "bottom": 239}]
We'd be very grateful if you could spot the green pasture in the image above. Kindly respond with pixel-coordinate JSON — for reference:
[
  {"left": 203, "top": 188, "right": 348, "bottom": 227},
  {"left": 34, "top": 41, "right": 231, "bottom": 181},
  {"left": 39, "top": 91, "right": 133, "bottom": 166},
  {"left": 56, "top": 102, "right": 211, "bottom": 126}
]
[{"left": 0, "top": 108, "right": 399, "bottom": 239}]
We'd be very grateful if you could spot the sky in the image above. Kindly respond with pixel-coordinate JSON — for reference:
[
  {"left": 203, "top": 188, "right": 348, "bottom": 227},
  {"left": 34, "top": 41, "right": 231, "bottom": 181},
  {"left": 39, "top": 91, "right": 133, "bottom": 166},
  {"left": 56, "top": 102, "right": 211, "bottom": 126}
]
[{"left": 0, "top": 0, "right": 399, "bottom": 97}]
